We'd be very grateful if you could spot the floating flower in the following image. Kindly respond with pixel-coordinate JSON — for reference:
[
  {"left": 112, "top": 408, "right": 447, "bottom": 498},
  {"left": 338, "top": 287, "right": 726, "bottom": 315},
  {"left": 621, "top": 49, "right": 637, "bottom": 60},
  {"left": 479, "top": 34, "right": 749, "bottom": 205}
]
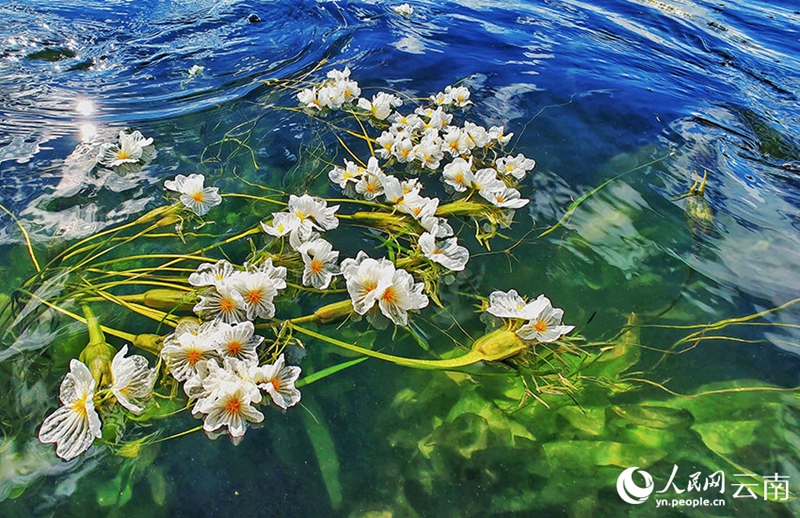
[
  {"left": 358, "top": 92, "right": 402, "bottom": 120},
  {"left": 188, "top": 259, "right": 236, "bottom": 288},
  {"left": 377, "top": 268, "right": 429, "bottom": 326},
  {"left": 297, "top": 238, "right": 340, "bottom": 290},
  {"left": 194, "top": 378, "right": 265, "bottom": 438},
  {"left": 393, "top": 3, "right": 414, "bottom": 16},
  {"left": 110, "top": 345, "right": 157, "bottom": 414},
  {"left": 516, "top": 295, "right": 575, "bottom": 342},
  {"left": 231, "top": 270, "right": 279, "bottom": 321},
  {"left": 194, "top": 284, "right": 248, "bottom": 324},
  {"left": 261, "top": 212, "right": 302, "bottom": 238},
  {"left": 495, "top": 153, "right": 536, "bottom": 180},
  {"left": 479, "top": 184, "right": 530, "bottom": 209},
  {"left": 97, "top": 130, "right": 154, "bottom": 168},
  {"left": 442, "top": 157, "right": 475, "bottom": 192},
  {"left": 161, "top": 322, "right": 221, "bottom": 381},
  {"left": 419, "top": 232, "right": 470, "bottom": 271},
  {"left": 213, "top": 321, "right": 262, "bottom": 366},
  {"left": 288, "top": 194, "right": 340, "bottom": 231},
  {"left": 251, "top": 354, "right": 302, "bottom": 409},
  {"left": 164, "top": 173, "right": 222, "bottom": 216},
  {"left": 341, "top": 251, "right": 395, "bottom": 315},
  {"left": 485, "top": 289, "right": 533, "bottom": 319},
  {"left": 38, "top": 360, "right": 102, "bottom": 460}
]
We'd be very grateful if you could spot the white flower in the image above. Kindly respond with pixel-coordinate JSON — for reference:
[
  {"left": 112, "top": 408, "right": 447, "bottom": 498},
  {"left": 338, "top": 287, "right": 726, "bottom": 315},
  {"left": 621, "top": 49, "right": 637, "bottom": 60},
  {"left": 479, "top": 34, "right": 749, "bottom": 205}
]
[
  {"left": 516, "top": 295, "right": 575, "bottom": 342},
  {"left": 188, "top": 259, "right": 236, "bottom": 288},
  {"left": 420, "top": 215, "right": 454, "bottom": 238},
  {"left": 376, "top": 131, "right": 398, "bottom": 160},
  {"left": 445, "top": 85, "right": 472, "bottom": 108},
  {"left": 297, "top": 87, "right": 322, "bottom": 110},
  {"left": 485, "top": 289, "right": 533, "bottom": 319},
  {"left": 187, "top": 357, "right": 260, "bottom": 405},
  {"left": 442, "top": 126, "right": 470, "bottom": 157},
  {"left": 399, "top": 192, "right": 439, "bottom": 221},
  {"left": 194, "top": 284, "right": 248, "bottom": 324},
  {"left": 389, "top": 112, "right": 422, "bottom": 132},
  {"left": 161, "top": 322, "right": 221, "bottom": 381},
  {"left": 376, "top": 268, "right": 428, "bottom": 326},
  {"left": 471, "top": 168, "right": 505, "bottom": 193},
  {"left": 297, "top": 238, "right": 339, "bottom": 289},
  {"left": 479, "top": 184, "right": 530, "bottom": 209},
  {"left": 464, "top": 121, "right": 490, "bottom": 148},
  {"left": 250, "top": 354, "right": 302, "bottom": 409},
  {"left": 419, "top": 232, "right": 469, "bottom": 271},
  {"left": 442, "top": 157, "right": 475, "bottom": 192},
  {"left": 38, "top": 360, "right": 102, "bottom": 460},
  {"left": 393, "top": 3, "right": 414, "bottom": 16},
  {"left": 188, "top": 64, "right": 204, "bottom": 78},
  {"left": 489, "top": 125, "right": 513, "bottom": 145},
  {"left": 355, "top": 158, "right": 385, "bottom": 200},
  {"left": 164, "top": 173, "right": 222, "bottom": 216},
  {"left": 392, "top": 137, "right": 415, "bottom": 163},
  {"left": 358, "top": 92, "right": 401, "bottom": 120},
  {"left": 326, "top": 67, "right": 352, "bottom": 82},
  {"left": 213, "top": 321, "right": 262, "bottom": 366},
  {"left": 97, "top": 130, "right": 154, "bottom": 168},
  {"left": 194, "top": 379, "right": 264, "bottom": 438},
  {"left": 341, "top": 251, "right": 395, "bottom": 315},
  {"left": 495, "top": 153, "right": 536, "bottom": 180},
  {"left": 288, "top": 194, "right": 340, "bottom": 231},
  {"left": 261, "top": 212, "right": 302, "bottom": 238},
  {"left": 110, "top": 345, "right": 157, "bottom": 414},
  {"left": 414, "top": 136, "right": 444, "bottom": 170},
  {"left": 232, "top": 270, "right": 279, "bottom": 321},
  {"left": 382, "top": 174, "right": 405, "bottom": 205},
  {"left": 328, "top": 160, "right": 363, "bottom": 189}
]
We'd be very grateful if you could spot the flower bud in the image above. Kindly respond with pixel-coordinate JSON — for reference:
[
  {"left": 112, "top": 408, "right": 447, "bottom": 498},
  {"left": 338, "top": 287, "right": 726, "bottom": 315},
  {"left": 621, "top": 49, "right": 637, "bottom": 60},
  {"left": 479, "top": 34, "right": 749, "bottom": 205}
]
[{"left": 471, "top": 328, "right": 527, "bottom": 362}]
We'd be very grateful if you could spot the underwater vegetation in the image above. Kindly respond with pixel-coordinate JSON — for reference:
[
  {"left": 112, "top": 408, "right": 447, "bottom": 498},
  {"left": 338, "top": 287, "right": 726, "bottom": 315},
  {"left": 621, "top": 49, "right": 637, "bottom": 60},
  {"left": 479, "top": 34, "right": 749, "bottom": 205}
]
[{"left": 0, "top": 64, "right": 798, "bottom": 517}]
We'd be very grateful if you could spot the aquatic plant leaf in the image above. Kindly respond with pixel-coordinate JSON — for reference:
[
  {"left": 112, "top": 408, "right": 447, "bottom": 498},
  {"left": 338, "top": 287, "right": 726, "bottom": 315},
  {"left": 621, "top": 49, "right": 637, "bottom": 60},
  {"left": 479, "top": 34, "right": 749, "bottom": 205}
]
[
  {"left": 605, "top": 404, "right": 694, "bottom": 430},
  {"left": 148, "top": 465, "right": 168, "bottom": 506},
  {"left": 431, "top": 413, "right": 489, "bottom": 459},
  {"left": 296, "top": 356, "right": 368, "bottom": 388},
  {"left": 543, "top": 441, "right": 667, "bottom": 469},
  {"left": 300, "top": 402, "right": 343, "bottom": 510},
  {"left": 557, "top": 406, "right": 605, "bottom": 437},
  {"left": 692, "top": 420, "right": 760, "bottom": 455}
]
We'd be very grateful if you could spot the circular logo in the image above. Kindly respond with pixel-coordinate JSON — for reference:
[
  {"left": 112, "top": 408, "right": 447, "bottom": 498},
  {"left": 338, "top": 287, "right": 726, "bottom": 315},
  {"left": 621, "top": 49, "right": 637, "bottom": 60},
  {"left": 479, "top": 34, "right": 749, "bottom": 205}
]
[{"left": 616, "top": 467, "right": 655, "bottom": 505}]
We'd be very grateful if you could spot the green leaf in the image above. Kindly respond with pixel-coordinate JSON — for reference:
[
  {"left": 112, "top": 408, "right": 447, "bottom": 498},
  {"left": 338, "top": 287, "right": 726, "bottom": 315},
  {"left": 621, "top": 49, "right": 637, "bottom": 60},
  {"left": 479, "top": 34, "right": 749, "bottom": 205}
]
[
  {"left": 297, "top": 356, "right": 368, "bottom": 388},
  {"left": 300, "top": 402, "right": 343, "bottom": 511},
  {"left": 692, "top": 420, "right": 760, "bottom": 455}
]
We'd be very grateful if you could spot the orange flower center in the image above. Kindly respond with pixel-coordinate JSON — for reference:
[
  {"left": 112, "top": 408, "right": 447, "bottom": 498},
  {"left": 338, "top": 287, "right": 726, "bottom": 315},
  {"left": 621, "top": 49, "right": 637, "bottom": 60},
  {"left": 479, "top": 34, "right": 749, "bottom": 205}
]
[
  {"left": 187, "top": 349, "right": 202, "bottom": 365},
  {"left": 533, "top": 320, "right": 548, "bottom": 333},
  {"left": 364, "top": 281, "right": 378, "bottom": 294},
  {"left": 219, "top": 297, "right": 235, "bottom": 313},
  {"left": 192, "top": 191, "right": 205, "bottom": 203},
  {"left": 227, "top": 341, "right": 242, "bottom": 356},
  {"left": 381, "top": 287, "right": 397, "bottom": 303},
  {"left": 246, "top": 289, "right": 262, "bottom": 304},
  {"left": 117, "top": 150, "right": 130, "bottom": 160},
  {"left": 310, "top": 259, "right": 324, "bottom": 274},
  {"left": 225, "top": 397, "right": 242, "bottom": 415}
]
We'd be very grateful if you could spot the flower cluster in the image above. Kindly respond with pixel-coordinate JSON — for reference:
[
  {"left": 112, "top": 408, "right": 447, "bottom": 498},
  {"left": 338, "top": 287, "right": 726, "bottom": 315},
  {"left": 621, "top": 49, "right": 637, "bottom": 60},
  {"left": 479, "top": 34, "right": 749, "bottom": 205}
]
[
  {"left": 160, "top": 319, "right": 301, "bottom": 440},
  {"left": 190, "top": 258, "right": 287, "bottom": 323},
  {"left": 97, "top": 130, "right": 155, "bottom": 170},
  {"left": 39, "top": 348, "right": 156, "bottom": 460},
  {"left": 297, "top": 67, "right": 361, "bottom": 111},
  {"left": 341, "top": 251, "right": 429, "bottom": 326},
  {"left": 485, "top": 289, "right": 575, "bottom": 342}
]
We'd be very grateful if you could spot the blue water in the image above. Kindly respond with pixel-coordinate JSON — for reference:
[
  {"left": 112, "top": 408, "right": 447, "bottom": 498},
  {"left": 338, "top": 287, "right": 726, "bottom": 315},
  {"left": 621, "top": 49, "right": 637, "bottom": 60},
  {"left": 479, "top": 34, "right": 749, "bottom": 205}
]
[{"left": 2, "top": 0, "right": 800, "bottom": 516}]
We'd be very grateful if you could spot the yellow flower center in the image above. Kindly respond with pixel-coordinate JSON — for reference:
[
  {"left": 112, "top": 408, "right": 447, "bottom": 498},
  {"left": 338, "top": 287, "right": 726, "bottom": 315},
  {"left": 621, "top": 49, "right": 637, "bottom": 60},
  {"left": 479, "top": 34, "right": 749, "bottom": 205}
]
[
  {"left": 192, "top": 191, "right": 205, "bottom": 203},
  {"left": 117, "top": 150, "right": 130, "bottom": 160},
  {"left": 70, "top": 394, "right": 88, "bottom": 417},
  {"left": 533, "top": 320, "right": 548, "bottom": 333}
]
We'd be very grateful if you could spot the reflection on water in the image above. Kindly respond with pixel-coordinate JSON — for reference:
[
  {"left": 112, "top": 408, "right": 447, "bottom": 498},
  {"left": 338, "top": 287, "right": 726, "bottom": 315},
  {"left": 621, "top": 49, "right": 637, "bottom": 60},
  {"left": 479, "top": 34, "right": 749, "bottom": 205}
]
[{"left": 1, "top": 0, "right": 800, "bottom": 516}]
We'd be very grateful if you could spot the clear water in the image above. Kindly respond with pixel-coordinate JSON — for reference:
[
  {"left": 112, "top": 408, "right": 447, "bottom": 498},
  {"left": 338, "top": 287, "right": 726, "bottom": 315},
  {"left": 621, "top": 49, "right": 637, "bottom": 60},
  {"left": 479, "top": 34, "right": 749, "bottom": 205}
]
[{"left": 1, "top": 0, "right": 800, "bottom": 516}]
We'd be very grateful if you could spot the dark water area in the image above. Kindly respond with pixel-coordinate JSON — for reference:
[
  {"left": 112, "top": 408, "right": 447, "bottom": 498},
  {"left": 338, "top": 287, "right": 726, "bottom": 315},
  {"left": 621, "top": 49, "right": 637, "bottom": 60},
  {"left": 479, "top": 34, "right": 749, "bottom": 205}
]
[{"left": 1, "top": 0, "right": 800, "bottom": 516}]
